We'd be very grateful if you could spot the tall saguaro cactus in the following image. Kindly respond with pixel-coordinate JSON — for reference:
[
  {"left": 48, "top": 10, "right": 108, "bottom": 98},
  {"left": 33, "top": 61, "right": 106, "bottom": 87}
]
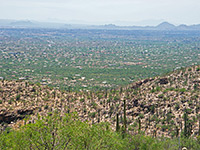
[
  {"left": 116, "top": 113, "right": 120, "bottom": 132},
  {"left": 184, "top": 111, "right": 188, "bottom": 137},
  {"left": 123, "top": 99, "right": 127, "bottom": 133},
  {"left": 198, "top": 116, "right": 200, "bottom": 136},
  {"left": 138, "top": 118, "right": 141, "bottom": 133}
]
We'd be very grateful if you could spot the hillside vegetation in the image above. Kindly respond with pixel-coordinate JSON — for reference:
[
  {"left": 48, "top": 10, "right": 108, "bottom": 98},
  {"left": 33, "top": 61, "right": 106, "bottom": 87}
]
[{"left": 1, "top": 65, "right": 200, "bottom": 149}]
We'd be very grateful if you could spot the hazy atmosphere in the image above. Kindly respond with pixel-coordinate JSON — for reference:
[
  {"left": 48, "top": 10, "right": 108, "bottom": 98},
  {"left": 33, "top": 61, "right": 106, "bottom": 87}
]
[
  {"left": 2, "top": 0, "right": 200, "bottom": 149},
  {"left": 1, "top": 0, "right": 200, "bottom": 25}
]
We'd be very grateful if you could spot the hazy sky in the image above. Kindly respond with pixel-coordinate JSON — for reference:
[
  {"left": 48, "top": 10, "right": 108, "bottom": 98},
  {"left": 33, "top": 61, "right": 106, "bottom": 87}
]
[{"left": 0, "top": 0, "right": 200, "bottom": 25}]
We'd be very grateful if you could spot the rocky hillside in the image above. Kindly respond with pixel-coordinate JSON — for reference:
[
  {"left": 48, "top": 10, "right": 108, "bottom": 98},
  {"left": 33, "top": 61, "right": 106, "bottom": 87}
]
[{"left": 1, "top": 65, "right": 200, "bottom": 138}]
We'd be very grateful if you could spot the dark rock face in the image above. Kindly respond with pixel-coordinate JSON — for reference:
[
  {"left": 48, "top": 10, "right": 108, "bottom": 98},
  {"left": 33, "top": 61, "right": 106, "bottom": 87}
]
[
  {"left": 0, "top": 109, "right": 33, "bottom": 124},
  {"left": 131, "top": 81, "right": 143, "bottom": 89},
  {"left": 193, "top": 80, "right": 200, "bottom": 83},
  {"left": 17, "top": 109, "right": 33, "bottom": 115},
  {"left": 133, "top": 99, "right": 139, "bottom": 107},
  {"left": 131, "top": 78, "right": 154, "bottom": 89},
  {"left": 159, "top": 78, "right": 169, "bottom": 84},
  {"left": 143, "top": 78, "right": 154, "bottom": 84}
]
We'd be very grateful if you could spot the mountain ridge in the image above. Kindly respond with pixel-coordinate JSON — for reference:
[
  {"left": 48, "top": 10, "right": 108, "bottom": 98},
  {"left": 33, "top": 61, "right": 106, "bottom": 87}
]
[{"left": 0, "top": 19, "right": 200, "bottom": 30}]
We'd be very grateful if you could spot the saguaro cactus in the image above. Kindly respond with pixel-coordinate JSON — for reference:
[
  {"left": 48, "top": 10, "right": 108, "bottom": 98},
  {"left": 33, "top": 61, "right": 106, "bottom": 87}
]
[
  {"left": 176, "top": 126, "right": 179, "bottom": 138},
  {"left": 123, "top": 99, "right": 127, "bottom": 132},
  {"left": 183, "top": 111, "right": 188, "bottom": 137},
  {"left": 116, "top": 113, "right": 120, "bottom": 132},
  {"left": 122, "top": 99, "right": 127, "bottom": 139},
  {"left": 138, "top": 118, "right": 141, "bottom": 133},
  {"left": 198, "top": 116, "right": 200, "bottom": 136}
]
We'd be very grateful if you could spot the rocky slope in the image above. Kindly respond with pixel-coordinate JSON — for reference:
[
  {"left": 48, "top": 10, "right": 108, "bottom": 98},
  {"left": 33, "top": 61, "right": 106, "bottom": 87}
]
[{"left": 1, "top": 65, "right": 200, "bottom": 138}]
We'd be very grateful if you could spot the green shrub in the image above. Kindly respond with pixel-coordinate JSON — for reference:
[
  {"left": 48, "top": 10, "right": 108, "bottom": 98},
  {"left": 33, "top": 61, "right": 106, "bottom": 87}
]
[
  {"left": 0, "top": 112, "right": 200, "bottom": 150},
  {"left": 16, "top": 94, "right": 20, "bottom": 101},
  {"left": 179, "top": 88, "right": 186, "bottom": 93},
  {"left": 158, "top": 94, "right": 164, "bottom": 98},
  {"left": 89, "top": 112, "right": 96, "bottom": 118},
  {"left": 80, "top": 98, "right": 85, "bottom": 102}
]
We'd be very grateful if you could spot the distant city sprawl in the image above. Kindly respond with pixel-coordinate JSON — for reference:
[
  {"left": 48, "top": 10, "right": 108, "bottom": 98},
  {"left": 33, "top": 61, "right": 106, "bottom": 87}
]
[{"left": 0, "top": 28, "right": 200, "bottom": 91}]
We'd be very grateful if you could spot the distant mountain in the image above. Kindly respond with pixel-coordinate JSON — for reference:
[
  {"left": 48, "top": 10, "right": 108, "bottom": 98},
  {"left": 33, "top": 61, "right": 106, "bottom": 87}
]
[
  {"left": 103, "top": 24, "right": 117, "bottom": 28},
  {"left": 0, "top": 19, "right": 200, "bottom": 30},
  {"left": 156, "top": 22, "right": 176, "bottom": 30},
  {"left": 10, "top": 20, "right": 35, "bottom": 27},
  {"left": 177, "top": 24, "right": 190, "bottom": 30},
  {"left": 189, "top": 24, "right": 200, "bottom": 30}
]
